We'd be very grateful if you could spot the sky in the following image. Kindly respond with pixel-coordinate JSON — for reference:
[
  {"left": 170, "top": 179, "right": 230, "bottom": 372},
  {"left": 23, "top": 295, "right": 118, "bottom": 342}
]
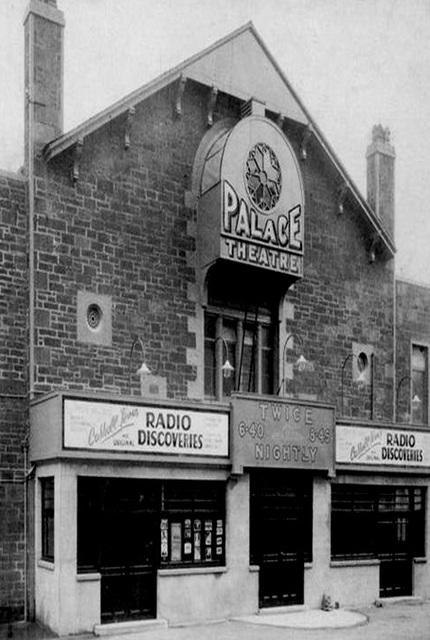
[{"left": 1, "top": 0, "right": 429, "bottom": 284}]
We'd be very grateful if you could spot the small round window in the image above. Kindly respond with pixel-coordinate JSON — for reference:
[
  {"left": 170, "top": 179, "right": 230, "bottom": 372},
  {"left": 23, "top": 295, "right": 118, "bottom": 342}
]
[
  {"left": 86, "top": 303, "right": 102, "bottom": 330},
  {"left": 245, "top": 142, "right": 282, "bottom": 213}
]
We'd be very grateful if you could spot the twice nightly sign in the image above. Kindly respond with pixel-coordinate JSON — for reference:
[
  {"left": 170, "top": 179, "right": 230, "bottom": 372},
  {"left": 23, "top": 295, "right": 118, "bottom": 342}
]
[
  {"left": 231, "top": 395, "right": 335, "bottom": 474},
  {"left": 336, "top": 424, "right": 430, "bottom": 468},
  {"left": 64, "top": 399, "right": 229, "bottom": 457}
]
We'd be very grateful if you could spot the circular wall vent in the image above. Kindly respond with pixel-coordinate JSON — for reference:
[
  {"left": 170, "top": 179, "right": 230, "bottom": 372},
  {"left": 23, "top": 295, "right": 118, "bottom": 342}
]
[
  {"left": 357, "top": 352, "right": 369, "bottom": 372},
  {"left": 86, "top": 303, "right": 102, "bottom": 330}
]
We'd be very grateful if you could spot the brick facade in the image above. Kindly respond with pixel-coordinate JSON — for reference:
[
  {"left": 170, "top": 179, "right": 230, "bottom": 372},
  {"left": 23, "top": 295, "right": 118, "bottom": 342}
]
[
  {"left": 396, "top": 279, "right": 430, "bottom": 420},
  {"left": 0, "top": 1, "right": 429, "bottom": 626},
  {"left": 0, "top": 171, "right": 28, "bottom": 623}
]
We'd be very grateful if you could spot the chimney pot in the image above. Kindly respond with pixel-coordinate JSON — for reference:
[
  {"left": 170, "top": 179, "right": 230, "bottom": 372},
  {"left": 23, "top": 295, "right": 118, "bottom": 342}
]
[
  {"left": 24, "top": 0, "right": 65, "bottom": 163},
  {"left": 366, "top": 124, "right": 395, "bottom": 239}
]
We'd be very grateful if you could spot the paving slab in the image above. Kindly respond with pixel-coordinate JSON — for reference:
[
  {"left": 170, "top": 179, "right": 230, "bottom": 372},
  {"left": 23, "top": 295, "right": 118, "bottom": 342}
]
[{"left": 236, "top": 608, "right": 368, "bottom": 629}]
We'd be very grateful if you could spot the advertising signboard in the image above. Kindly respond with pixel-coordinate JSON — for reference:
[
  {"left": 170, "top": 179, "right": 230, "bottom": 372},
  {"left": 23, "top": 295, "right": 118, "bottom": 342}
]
[
  {"left": 64, "top": 398, "right": 229, "bottom": 457},
  {"left": 231, "top": 394, "right": 335, "bottom": 474},
  {"left": 336, "top": 424, "right": 430, "bottom": 469}
]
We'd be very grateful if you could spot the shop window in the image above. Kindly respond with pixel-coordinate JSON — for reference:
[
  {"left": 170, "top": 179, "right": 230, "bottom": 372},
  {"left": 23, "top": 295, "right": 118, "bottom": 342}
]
[
  {"left": 77, "top": 478, "right": 226, "bottom": 573},
  {"left": 410, "top": 487, "right": 426, "bottom": 558},
  {"left": 41, "top": 477, "right": 54, "bottom": 562},
  {"left": 331, "top": 485, "right": 377, "bottom": 560},
  {"left": 331, "top": 485, "right": 426, "bottom": 561},
  {"left": 412, "top": 345, "right": 428, "bottom": 424},
  {"left": 160, "top": 481, "right": 225, "bottom": 567}
]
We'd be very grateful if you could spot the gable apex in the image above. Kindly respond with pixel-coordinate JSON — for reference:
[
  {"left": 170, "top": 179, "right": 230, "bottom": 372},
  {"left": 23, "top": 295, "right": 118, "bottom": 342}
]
[
  {"left": 183, "top": 23, "right": 308, "bottom": 125},
  {"left": 44, "top": 22, "right": 308, "bottom": 163}
]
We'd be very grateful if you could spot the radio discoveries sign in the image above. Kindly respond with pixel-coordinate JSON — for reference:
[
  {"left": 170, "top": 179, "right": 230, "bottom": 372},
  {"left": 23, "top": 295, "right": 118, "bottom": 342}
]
[
  {"left": 336, "top": 424, "right": 430, "bottom": 468},
  {"left": 64, "top": 399, "right": 229, "bottom": 457}
]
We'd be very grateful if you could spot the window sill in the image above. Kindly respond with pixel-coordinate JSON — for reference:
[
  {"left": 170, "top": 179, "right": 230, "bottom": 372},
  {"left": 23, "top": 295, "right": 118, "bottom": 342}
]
[
  {"left": 158, "top": 566, "right": 227, "bottom": 577},
  {"left": 77, "top": 572, "right": 101, "bottom": 582},
  {"left": 38, "top": 559, "right": 55, "bottom": 571},
  {"left": 331, "top": 559, "right": 380, "bottom": 568}
]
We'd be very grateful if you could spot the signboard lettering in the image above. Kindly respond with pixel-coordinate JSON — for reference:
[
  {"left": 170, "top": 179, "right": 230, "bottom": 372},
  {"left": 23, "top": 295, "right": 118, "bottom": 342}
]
[
  {"left": 336, "top": 425, "right": 430, "bottom": 468},
  {"left": 221, "top": 181, "right": 303, "bottom": 277},
  {"left": 231, "top": 396, "right": 335, "bottom": 473},
  {"left": 64, "top": 399, "right": 228, "bottom": 457}
]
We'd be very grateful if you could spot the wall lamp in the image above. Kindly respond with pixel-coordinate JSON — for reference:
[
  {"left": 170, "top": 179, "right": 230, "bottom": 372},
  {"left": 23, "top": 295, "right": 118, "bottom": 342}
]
[
  {"left": 340, "top": 352, "right": 374, "bottom": 418},
  {"left": 278, "top": 332, "right": 312, "bottom": 396},
  {"left": 215, "top": 336, "right": 234, "bottom": 378},
  {"left": 129, "top": 336, "right": 151, "bottom": 394},
  {"left": 395, "top": 375, "right": 421, "bottom": 423}
]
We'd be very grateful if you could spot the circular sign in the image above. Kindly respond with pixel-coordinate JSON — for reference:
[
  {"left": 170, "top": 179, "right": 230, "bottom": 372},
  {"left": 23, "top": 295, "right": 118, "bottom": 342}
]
[{"left": 245, "top": 142, "right": 282, "bottom": 213}]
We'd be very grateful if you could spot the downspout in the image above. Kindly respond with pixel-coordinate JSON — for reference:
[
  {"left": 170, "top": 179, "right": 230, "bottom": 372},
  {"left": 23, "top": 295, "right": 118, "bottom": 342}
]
[
  {"left": 26, "top": 9, "right": 36, "bottom": 624},
  {"left": 393, "top": 267, "right": 397, "bottom": 422},
  {"left": 27, "top": 10, "right": 35, "bottom": 401}
]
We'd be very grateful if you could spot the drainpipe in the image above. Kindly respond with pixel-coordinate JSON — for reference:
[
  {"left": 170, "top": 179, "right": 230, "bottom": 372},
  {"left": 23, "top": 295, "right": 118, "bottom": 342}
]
[
  {"left": 27, "top": 12, "right": 35, "bottom": 401},
  {"left": 393, "top": 268, "right": 397, "bottom": 422}
]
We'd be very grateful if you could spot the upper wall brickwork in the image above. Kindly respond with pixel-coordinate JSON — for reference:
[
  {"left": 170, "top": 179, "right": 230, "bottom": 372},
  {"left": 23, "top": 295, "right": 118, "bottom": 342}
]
[
  {"left": 32, "top": 83, "right": 241, "bottom": 397},
  {"left": 277, "top": 125, "right": 395, "bottom": 421},
  {"left": 0, "top": 171, "right": 28, "bottom": 622},
  {"left": 0, "top": 171, "right": 28, "bottom": 397},
  {"left": 30, "top": 80, "right": 396, "bottom": 419},
  {"left": 396, "top": 278, "right": 430, "bottom": 419}
]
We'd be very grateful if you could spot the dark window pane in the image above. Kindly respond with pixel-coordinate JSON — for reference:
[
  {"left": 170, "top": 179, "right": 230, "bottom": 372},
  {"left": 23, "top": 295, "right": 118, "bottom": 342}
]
[
  {"left": 261, "top": 325, "right": 273, "bottom": 395},
  {"left": 412, "top": 345, "right": 428, "bottom": 424},
  {"left": 41, "top": 477, "right": 55, "bottom": 562},
  {"left": 240, "top": 327, "right": 256, "bottom": 393},
  {"left": 204, "top": 315, "right": 217, "bottom": 397},
  {"left": 222, "top": 320, "right": 236, "bottom": 398}
]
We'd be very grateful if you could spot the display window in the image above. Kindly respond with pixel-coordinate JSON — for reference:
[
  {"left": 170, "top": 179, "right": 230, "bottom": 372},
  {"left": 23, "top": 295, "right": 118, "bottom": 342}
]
[
  {"left": 331, "top": 484, "right": 426, "bottom": 560},
  {"left": 77, "top": 478, "right": 226, "bottom": 573},
  {"left": 160, "top": 481, "right": 225, "bottom": 567}
]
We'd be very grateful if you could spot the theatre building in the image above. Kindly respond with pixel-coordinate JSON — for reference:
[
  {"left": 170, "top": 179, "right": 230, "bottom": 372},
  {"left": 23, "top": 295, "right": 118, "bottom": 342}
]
[{"left": 1, "top": 0, "right": 430, "bottom": 634}]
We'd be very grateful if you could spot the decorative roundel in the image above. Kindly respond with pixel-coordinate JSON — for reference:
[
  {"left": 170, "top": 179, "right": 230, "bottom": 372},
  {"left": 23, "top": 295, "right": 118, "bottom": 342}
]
[
  {"left": 245, "top": 142, "right": 282, "bottom": 212},
  {"left": 86, "top": 303, "right": 102, "bottom": 330}
]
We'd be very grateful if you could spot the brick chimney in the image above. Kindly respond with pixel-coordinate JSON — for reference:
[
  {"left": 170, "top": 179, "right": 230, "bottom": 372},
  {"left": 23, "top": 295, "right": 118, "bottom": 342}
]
[
  {"left": 24, "top": 0, "right": 65, "bottom": 162},
  {"left": 366, "top": 124, "right": 395, "bottom": 238}
]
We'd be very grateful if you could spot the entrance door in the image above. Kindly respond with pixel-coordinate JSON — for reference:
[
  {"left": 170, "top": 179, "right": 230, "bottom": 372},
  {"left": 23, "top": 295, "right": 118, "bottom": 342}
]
[
  {"left": 378, "top": 513, "right": 412, "bottom": 597},
  {"left": 250, "top": 472, "right": 311, "bottom": 608},
  {"left": 99, "top": 479, "right": 158, "bottom": 623}
]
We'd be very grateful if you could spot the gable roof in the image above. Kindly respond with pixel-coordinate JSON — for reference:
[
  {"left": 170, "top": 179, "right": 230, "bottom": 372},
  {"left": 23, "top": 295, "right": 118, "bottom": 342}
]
[{"left": 43, "top": 22, "right": 395, "bottom": 259}]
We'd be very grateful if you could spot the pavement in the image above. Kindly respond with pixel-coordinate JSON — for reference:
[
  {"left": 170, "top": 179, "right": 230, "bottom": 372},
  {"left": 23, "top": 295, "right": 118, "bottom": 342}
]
[{"left": 1, "top": 598, "right": 429, "bottom": 640}]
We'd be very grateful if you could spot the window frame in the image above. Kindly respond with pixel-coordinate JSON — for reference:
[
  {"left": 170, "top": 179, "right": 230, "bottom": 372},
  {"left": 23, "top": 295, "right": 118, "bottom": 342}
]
[
  {"left": 159, "top": 481, "right": 226, "bottom": 568},
  {"left": 331, "top": 484, "right": 426, "bottom": 561},
  {"left": 204, "top": 306, "right": 276, "bottom": 400},
  {"left": 41, "top": 477, "right": 55, "bottom": 563},
  {"left": 411, "top": 343, "right": 429, "bottom": 425}
]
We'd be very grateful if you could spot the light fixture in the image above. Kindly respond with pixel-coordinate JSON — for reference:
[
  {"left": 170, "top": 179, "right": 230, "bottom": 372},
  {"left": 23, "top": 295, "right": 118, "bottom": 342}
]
[
  {"left": 216, "top": 336, "right": 234, "bottom": 379},
  {"left": 129, "top": 336, "right": 151, "bottom": 394},
  {"left": 278, "top": 332, "right": 312, "bottom": 396},
  {"left": 395, "top": 375, "right": 421, "bottom": 423},
  {"left": 340, "top": 352, "right": 374, "bottom": 418}
]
